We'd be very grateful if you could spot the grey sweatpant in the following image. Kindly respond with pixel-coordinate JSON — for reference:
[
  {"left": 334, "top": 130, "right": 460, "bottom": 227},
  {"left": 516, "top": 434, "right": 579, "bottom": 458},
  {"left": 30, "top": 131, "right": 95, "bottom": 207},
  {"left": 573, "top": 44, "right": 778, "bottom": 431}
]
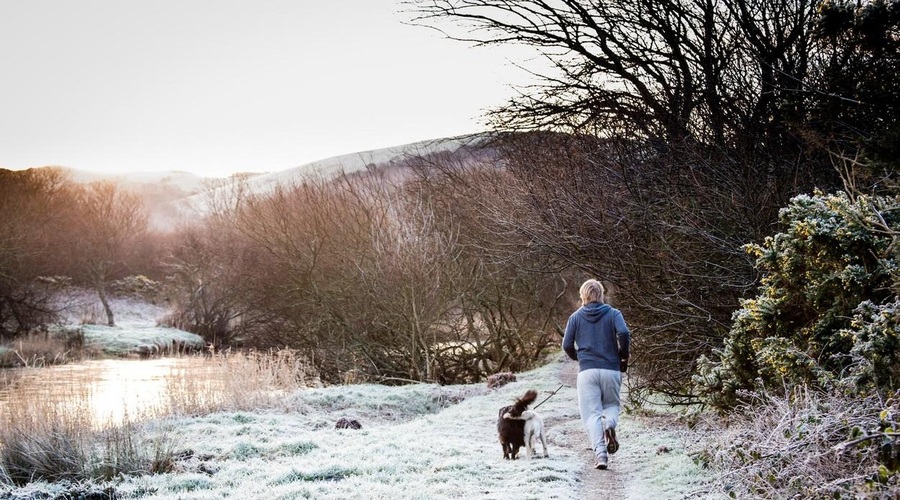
[{"left": 576, "top": 368, "right": 622, "bottom": 458}]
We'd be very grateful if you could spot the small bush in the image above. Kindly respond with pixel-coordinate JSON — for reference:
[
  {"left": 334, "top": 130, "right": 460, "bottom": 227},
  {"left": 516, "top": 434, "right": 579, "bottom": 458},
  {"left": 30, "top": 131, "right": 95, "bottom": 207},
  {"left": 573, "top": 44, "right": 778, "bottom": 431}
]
[
  {"left": 693, "top": 191, "right": 900, "bottom": 494},
  {"left": 110, "top": 275, "right": 163, "bottom": 302}
]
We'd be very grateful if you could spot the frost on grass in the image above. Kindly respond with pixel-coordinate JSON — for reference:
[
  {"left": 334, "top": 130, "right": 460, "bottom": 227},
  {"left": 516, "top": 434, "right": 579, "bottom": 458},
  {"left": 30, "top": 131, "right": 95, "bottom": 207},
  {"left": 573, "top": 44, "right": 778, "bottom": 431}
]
[
  {"left": 82, "top": 325, "right": 204, "bottom": 356},
  {"left": 102, "top": 362, "right": 583, "bottom": 500},
  {"left": 1, "top": 359, "right": 716, "bottom": 499},
  {"left": 287, "top": 382, "right": 486, "bottom": 423}
]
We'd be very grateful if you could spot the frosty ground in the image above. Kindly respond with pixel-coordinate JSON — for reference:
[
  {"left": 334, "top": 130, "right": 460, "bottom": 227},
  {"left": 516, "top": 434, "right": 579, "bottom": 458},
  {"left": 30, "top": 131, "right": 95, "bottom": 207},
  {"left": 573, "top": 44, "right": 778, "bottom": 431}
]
[
  {"left": 1, "top": 351, "right": 717, "bottom": 500},
  {"left": 0, "top": 293, "right": 717, "bottom": 498}
]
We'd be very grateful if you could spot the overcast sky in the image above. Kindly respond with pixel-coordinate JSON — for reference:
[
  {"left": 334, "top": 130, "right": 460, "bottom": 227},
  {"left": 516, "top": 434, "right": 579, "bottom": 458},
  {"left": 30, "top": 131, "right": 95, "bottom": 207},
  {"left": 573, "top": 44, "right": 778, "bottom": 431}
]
[{"left": 0, "top": 0, "right": 534, "bottom": 177}]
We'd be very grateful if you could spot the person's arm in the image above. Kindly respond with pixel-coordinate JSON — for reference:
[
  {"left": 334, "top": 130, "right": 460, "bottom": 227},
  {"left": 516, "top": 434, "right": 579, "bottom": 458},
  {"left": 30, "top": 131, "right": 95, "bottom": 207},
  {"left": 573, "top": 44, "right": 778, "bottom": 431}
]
[
  {"left": 562, "top": 315, "right": 578, "bottom": 361},
  {"left": 615, "top": 311, "right": 630, "bottom": 371}
]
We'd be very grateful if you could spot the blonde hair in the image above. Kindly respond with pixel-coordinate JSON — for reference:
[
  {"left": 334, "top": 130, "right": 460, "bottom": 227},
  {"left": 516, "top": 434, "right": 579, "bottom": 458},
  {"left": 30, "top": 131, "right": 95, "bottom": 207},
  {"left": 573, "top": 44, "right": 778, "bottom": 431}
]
[{"left": 579, "top": 279, "right": 605, "bottom": 305}]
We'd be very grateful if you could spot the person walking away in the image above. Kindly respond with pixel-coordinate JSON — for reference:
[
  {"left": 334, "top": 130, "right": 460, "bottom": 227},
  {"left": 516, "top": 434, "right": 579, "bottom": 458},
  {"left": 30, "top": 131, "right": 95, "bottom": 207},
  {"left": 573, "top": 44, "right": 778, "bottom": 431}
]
[{"left": 562, "top": 279, "right": 630, "bottom": 470}]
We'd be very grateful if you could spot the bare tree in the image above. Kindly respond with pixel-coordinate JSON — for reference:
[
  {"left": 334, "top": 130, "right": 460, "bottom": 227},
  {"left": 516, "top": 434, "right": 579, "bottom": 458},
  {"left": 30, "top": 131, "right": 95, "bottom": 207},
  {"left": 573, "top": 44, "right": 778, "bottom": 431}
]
[
  {"left": 69, "top": 181, "right": 148, "bottom": 326},
  {"left": 409, "top": 0, "right": 821, "bottom": 152},
  {"left": 0, "top": 168, "right": 73, "bottom": 336}
]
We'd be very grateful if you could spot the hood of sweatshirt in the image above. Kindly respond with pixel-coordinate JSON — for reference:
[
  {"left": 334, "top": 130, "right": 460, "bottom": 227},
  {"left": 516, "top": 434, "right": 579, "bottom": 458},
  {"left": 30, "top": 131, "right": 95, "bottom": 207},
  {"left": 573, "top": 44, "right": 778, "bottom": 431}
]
[{"left": 581, "top": 302, "right": 611, "bottom": 323}]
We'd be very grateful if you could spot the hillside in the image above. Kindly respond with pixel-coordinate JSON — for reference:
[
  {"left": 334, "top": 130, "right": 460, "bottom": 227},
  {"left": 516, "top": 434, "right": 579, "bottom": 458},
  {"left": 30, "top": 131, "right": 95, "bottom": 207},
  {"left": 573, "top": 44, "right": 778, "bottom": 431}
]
[
  {"left": 173, "top": 133, "right": 490, "bottom": 220},
  {"left": 41, "top": 133, "right": 490, "bottom": 229}
]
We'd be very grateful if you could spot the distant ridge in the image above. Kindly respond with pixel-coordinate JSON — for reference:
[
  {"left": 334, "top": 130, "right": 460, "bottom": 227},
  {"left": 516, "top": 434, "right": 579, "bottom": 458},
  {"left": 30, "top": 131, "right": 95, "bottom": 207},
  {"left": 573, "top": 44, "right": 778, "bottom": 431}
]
[
  {"left": 225, "top": 133, "right": 488, "bottom": 194},
  {"left": 25, "top": 133, "right": 490, "bottom": 229},
  {"left": 44, "top": 166, "right": 208, "bottom": 195},
  {"left": 177, "top": 133, "right": 490, "bottom": 226}
]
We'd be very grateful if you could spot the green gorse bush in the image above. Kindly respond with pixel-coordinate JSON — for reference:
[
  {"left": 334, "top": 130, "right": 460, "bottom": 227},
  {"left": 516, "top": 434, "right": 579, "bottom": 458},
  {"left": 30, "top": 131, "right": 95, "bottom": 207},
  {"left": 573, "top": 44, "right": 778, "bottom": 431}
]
[{"left": 696, "top": 191, "right": 900, "bottom": 407}]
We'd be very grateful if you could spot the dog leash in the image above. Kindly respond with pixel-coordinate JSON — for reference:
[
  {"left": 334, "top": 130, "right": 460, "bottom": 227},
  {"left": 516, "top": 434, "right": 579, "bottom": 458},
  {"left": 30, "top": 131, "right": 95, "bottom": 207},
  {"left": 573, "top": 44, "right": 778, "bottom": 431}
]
[{"left": 532, "top": 384, "right": 564, "bottom": 410}]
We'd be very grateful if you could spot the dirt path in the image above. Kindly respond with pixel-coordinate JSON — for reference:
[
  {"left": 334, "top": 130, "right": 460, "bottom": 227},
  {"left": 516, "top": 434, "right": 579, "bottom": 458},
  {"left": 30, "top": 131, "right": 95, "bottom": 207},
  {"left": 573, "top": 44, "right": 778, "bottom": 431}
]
[
  {"left": 550, "top": 360, "right": 715, "bottom": 499},
  {"left": 555, "top": 361, "right": 630, "bottom": 497}
]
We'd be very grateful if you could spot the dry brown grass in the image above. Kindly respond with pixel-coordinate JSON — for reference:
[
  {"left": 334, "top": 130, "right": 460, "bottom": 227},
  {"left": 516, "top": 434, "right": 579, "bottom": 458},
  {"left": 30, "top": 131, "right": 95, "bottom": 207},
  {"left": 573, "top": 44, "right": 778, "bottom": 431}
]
[
  {"left": 0, "top": 331, "right": 86, "bottom": 368},
  {"left": 165, "top": 348, "right": 318, "bottom": 415},
  {"left": 0, "top": 380, "right": 176, "bottom": 485}
]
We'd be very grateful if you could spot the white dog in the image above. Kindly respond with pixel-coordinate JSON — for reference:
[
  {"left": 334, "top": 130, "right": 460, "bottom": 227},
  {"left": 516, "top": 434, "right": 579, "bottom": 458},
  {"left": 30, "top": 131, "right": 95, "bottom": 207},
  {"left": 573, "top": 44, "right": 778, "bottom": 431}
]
[{"left": 503, "top": 409, "right": 549, "bottom": 459}]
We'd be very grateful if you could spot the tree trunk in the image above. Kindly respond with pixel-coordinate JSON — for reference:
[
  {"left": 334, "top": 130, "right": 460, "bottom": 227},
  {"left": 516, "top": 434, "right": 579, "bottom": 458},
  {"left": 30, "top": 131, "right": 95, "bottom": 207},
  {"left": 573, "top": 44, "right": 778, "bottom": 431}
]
[{"left": 96, "top": 284, "right": 115, "bottom": 327}]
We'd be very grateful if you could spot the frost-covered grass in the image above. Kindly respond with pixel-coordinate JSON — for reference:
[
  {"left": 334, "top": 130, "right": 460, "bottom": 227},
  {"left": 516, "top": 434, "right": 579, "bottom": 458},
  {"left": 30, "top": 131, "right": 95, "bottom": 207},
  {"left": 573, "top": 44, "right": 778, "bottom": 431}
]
[
  {"left": 82, "top": 325, "right": 205, "bottom": 356},
  {"left": 0, "top": 358, "right": 717, "bottom": 499},
  {"left": 63, "top": 290, "right": 205, "bottom": 356},
  {"left": 699, "top": 387, "right": 900, "bottom": 498},
  {"left": 0, "top": 325, "right": 204, "bottom": 366},
  {"left": 114, "top": 362, "right": 583, "bottom": 500}
]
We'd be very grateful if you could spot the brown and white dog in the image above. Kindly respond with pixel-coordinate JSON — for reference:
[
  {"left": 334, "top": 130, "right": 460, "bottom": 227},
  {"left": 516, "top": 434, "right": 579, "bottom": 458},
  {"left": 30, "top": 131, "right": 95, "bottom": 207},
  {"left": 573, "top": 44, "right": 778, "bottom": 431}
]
[
  {"left": 496, "top": 389, "right": 536, "bottom": 459},
  {"left": 503, "top": 406, "right": 549, "bottom": 459}
]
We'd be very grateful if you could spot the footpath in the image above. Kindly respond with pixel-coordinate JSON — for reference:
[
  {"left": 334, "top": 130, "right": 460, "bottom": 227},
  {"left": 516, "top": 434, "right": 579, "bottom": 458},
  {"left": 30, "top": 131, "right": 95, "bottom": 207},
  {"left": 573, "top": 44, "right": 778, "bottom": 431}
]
[{"left": 551, "top": 360, "right": 714, "bottom": 499}]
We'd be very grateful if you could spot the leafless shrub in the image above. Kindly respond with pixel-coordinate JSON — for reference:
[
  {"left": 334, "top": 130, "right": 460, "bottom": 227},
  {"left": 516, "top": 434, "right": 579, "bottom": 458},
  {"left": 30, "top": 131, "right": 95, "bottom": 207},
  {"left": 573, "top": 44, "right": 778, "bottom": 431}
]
[
  {"left": 486, "top": 372, "right": 517, "bottom": 389},
  {"left": 701, "top": 387, "right": 900, "bottom": 498},
  {"left": 0, "top": 168, "right": 73, "bottom": 338},
  {"left": 404, "top": 151, "right": 573, "bottom": 381},
  {"left": 335, "top": 418, "right": 362, "bottom": 430},
  {"left": 160, "top": 222, "right": 260, "bottom": 347},
  {"left": 186, "top": 159, "right": 564, "bottom": 385}
]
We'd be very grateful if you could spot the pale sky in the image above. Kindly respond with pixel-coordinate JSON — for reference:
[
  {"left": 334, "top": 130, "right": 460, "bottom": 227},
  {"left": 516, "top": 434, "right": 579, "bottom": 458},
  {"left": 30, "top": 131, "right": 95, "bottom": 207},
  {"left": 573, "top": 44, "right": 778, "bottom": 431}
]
[{"left": 0, "top": 0, "right": 534, "bottom": 177}]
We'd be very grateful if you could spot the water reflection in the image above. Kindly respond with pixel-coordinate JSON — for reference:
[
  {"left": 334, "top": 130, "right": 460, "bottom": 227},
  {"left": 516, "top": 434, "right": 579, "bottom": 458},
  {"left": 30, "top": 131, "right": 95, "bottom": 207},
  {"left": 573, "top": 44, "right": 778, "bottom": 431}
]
[{"left": 0, "top": 358, "right": 221, "bottom": 425}]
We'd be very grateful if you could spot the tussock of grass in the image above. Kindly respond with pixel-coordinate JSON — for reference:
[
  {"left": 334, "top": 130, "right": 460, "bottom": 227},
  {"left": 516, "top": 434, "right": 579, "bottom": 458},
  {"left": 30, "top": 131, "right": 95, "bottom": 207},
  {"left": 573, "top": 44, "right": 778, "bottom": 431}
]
[{"left": 0, "top": 376, "right": 178, "bottom": 486}]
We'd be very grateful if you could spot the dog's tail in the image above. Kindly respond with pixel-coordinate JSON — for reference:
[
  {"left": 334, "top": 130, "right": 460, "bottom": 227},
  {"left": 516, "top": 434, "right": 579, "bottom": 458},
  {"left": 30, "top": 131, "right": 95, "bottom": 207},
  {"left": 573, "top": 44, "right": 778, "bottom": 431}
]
[
  {"left": 511, "top": 389, "right": 538, "bottom": 415},
  {"left": 519, "top": 389, "right": 538, "bottom": 406}
]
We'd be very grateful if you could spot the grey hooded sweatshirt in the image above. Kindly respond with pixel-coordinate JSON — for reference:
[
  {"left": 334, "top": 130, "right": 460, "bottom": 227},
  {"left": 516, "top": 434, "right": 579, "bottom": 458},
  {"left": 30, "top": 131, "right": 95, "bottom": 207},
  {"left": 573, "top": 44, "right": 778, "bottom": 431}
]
[{"left": 562, "top": 302, "right": 630, "bottom": 372}]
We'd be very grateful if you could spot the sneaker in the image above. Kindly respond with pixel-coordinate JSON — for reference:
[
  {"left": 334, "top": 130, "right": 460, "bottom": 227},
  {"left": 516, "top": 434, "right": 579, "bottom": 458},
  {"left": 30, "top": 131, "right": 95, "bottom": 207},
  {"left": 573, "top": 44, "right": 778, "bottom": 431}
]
[
  {"left": 594, "top": 454, "right": 608, "bottom": 470},
  {"left": 605, "top": 427, "right": 619, "bottom": 455}
]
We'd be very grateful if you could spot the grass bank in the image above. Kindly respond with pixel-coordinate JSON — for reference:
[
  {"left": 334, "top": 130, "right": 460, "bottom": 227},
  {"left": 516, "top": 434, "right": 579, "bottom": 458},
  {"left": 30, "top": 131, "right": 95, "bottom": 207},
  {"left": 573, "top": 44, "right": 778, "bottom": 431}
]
[{"left": 0, "top": 326, "right": 205, "bottom": 369}]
